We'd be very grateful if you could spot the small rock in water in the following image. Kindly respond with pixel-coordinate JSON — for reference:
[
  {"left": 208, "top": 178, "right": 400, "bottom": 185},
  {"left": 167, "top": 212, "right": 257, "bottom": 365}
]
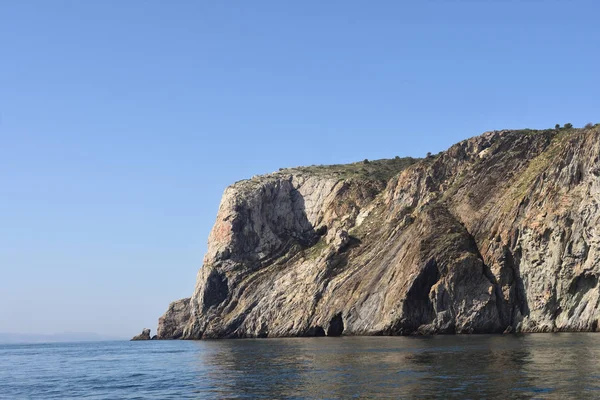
[{"left": 131, "top": 328, "right": 152, "bottom": 341}]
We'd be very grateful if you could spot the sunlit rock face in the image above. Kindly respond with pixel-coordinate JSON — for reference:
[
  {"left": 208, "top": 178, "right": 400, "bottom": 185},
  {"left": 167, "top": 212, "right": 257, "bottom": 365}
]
[
  {"left": 157, "top": 125, "right": 600, "bottom": 338},
  {"left": 156, "top": 298, "right": 190, "bottom": 339}
]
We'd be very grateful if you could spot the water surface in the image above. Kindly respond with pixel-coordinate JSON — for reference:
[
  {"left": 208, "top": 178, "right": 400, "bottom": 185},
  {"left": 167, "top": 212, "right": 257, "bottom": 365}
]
[{"left": 2, "top": 334, "right": 600, "bottom": 398}]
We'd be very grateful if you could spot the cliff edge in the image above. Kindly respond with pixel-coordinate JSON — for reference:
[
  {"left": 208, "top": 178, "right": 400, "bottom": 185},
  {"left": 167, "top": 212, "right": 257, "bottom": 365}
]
[{"left": 156, "top": 125, "right": 600, "bottom": 338}]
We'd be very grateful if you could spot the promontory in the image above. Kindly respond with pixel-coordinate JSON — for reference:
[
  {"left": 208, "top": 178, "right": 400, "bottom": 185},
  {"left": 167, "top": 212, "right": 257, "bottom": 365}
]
[{"left": 150, "top": 125, "right": 600, "bottom": 339}]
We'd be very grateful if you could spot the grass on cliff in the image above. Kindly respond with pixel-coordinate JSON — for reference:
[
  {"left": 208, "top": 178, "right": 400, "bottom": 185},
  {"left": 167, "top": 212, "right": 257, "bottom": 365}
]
[
  {"left": 282, "top": 157, "right": 419, "bottom": 183},
  {"left": 303, "top": 237, "right": 329, "bottom": 260},
  {"left": 441, "top": 128, "right": 575, "bottom": 203},
  {"left": 501, "top": 127, "right": 595, "bottom": 211},
  {"left": 513, "top": 128, "right": 558, "bottom": 137}
]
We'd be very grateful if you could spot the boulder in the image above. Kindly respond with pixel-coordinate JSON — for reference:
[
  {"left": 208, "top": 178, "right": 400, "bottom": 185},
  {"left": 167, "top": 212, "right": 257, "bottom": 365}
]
[{"left": 131, "top": 328, "right": 151, "bottom": 341}]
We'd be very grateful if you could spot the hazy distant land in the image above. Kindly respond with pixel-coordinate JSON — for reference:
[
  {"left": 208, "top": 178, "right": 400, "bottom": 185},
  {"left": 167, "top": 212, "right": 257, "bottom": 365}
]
[{"left": 0, "top": 332, "right": 124, "bottom": 344}]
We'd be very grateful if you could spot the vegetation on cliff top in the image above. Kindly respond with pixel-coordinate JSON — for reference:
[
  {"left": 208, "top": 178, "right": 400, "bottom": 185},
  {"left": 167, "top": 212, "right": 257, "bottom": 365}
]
[
  {"left": 238, "top": 125, "right": 598, "bottom": 190},
  {"left": 282, "top": 156, "right": 419, "bottom": 182}
]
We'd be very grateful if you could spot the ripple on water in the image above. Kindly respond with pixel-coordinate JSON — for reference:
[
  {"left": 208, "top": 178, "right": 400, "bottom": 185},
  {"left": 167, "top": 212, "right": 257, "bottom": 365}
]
[{"left": 1, "top": 334, "right": 600, "bottom": 398}]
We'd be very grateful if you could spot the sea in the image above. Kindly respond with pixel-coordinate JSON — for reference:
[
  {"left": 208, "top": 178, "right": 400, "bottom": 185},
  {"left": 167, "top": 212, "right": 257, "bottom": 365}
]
[{"left": 1, "top": 333, "right": 600, "bottom": 399}]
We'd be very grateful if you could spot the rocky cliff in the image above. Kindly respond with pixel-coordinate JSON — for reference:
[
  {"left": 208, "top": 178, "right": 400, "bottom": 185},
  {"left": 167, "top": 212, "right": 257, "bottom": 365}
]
[{"left": 156, "top": 125, "right": 600, "bottom": 338}]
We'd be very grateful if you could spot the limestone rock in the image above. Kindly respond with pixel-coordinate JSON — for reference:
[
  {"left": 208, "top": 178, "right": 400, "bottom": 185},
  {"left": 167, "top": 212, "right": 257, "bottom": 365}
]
[
  {"left": 156, "top": 126, "right": 600, "bottom": 338},
  {"left": 131, "top": 328, "right": 151, "bottom": 341},
  {"left": 157, "top": 298, "right": 191, "bottom": 339}
]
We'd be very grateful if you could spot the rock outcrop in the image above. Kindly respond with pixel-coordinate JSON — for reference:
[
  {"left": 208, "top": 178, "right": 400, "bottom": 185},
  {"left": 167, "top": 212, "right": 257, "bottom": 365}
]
[
  {"left": 157, "top": 125, "right": 600, "bottom": 338},
  {"left": 131, "top": 328, "right": 152, "bottom": 341},
  {"left": 157, "top": 298, "right": 191, "bottom": 339}
]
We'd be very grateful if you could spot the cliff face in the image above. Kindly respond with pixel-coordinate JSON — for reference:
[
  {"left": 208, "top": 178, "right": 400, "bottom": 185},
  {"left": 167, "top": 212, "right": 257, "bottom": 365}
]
[{"left": 158, "top": 126, "right": 600, "bottom": 338}]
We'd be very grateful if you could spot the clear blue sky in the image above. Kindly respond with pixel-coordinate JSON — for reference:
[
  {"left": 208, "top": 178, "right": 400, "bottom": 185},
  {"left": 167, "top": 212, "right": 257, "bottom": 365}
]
[{"left": 1, "top": 1, "right": 598, "bottom": 338}]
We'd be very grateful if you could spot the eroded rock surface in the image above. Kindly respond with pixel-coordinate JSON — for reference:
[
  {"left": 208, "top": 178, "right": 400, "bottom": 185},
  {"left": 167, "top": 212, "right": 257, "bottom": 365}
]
[
  {"left": 157, "top": 126, "right": 600, "bottom": 338},
  {"left": 157, "top": 298, "right": 191, "bottom": 339},
  {"left": 131, "top": 328, "right": 151, "bottom": 341}
]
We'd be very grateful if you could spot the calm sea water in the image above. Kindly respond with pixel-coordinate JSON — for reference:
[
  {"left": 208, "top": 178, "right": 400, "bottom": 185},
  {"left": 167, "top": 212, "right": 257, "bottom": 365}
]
[{"left": 2, "top": 334, "right": 600, "bottom": 399}]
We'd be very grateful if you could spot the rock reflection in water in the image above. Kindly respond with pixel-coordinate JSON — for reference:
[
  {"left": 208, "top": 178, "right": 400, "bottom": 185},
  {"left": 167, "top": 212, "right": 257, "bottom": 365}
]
[{"left": 191, "top": 334, "right": 600, "bottom": 398}]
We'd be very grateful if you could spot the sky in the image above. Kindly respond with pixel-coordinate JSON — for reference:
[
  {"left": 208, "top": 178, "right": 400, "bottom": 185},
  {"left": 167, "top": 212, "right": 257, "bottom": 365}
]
[{"left": 1, "top": 1, "right": 599, "bottom": 338}]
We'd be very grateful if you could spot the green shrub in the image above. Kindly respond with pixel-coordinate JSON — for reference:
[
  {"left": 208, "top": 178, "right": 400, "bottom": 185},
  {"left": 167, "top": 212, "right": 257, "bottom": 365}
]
[{"left": 564, "top": 123, "right": 573, "bottom": 129}]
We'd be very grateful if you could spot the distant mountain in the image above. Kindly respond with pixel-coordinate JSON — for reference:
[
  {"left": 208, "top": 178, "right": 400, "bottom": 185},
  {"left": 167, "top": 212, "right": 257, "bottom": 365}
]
[{"left": 0, "top": 332, "right": 124, "bottom": 344}]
